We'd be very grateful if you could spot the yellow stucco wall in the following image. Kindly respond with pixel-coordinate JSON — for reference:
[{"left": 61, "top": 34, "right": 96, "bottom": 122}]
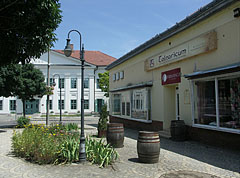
[{"left": 109, "top": 2, "right": 240, "bottom": 130}]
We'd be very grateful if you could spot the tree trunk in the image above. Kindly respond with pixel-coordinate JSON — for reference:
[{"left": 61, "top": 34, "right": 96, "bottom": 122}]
[{"left": 22, "top": 99, "right": 26, "bottom": 117}]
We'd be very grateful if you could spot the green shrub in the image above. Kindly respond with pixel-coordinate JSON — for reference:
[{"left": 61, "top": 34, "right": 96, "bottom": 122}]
[
  {"left": 17, "top": 116, "right": 30, "bottom": 128},
  {"left": 97, "top": 104, "right": 108, "bottom": 131}
]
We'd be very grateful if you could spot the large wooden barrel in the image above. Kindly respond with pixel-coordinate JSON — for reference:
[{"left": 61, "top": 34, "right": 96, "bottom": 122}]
[
  {"left": 137, "top": 131, "right": 160, "bottom": 163},
  {"left": 170, "top": 120, "right": 186, "bottom": 141},
  {"left": 107, "top": 123, "right": 124, "bottom": 148}
]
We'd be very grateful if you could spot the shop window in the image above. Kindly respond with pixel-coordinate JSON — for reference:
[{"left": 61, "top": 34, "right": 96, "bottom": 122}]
[
  {"left": 193, "top": 75, "right": 240, "bottom": 131},
  {"left": 218, "top": 77, "right": 240, "bottom": 129},
  {"left": 84, "top": 100, "right": 89, "bottom": 109},
  {"left": 112, "top": 94, "right": 121, "bottom": 115},
  {"left": 126, "top": 102, "right": 130, "bottom": 116},
  {"left": 71, "top": 100, "right": 77, "bottom": 109},
  {"left": 122, "top": 102, "right": 125, "bottom": 115},
  {"left": 131, "top": 88, "right": 150, "bottom": 120},
  {"left": 193, "top": 80, "right": 216, "bottom": 126},
  {"left": 10, "top": 100, "right": 16, "bottom": 110},
  {"left": 71, "top": 78, "right": 77, "bottom": 89}
]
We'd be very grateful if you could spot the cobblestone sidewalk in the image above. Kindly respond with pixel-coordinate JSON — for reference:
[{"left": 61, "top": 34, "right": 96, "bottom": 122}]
[{"left": 0, "top": 116, "right": 239, "bottom": 178}]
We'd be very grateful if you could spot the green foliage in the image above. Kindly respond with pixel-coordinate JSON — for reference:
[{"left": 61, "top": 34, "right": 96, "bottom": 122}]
[
  {"left": 60, "top": 136, "right": 79, "bottom": 163},
  {"left": 11, "top": 123, "right": 119, "bottom": 167},
  {"left": 98, "top": 71, "right": 109, "bottom": 97},
  {"left": 16, "top": 116, "right": 30, "bottom": 128},
  {"left": 0, "top": 0, "right": 62, "bottom": 65},
  {"left": 0, "top": 64, "right": 47, "bottom": 116},
  {"left": 86, "top": 137, "right": 119, "bottom": 168},
  {"left": 98, "top": 104, "right": 108, "bottom": 131},
  {"left": 64, "top": 123, "right": 78, "bottom": 131}
]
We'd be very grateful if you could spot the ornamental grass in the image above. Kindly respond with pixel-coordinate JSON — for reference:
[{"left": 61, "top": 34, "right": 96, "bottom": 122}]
[{"left": 11, "top": 123, "right": 118, "bottom": 167}]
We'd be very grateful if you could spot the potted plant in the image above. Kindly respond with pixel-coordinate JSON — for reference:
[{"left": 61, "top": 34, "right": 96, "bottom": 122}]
[{"left": 97, "top": 104, "right": 108, "bottom": 137}]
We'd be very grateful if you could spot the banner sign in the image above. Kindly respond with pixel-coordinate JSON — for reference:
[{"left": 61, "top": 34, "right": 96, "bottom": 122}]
[{"left": 161, "top": 68, "right": 181, "bottom": 85}]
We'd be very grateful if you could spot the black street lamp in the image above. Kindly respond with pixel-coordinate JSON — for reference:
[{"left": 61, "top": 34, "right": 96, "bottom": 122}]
[
  {"left": 53, "top": 74, "right": 62, "bottom": 123},
  {"left": 64, "top": 30, "right": 86, "bottom": 162}
]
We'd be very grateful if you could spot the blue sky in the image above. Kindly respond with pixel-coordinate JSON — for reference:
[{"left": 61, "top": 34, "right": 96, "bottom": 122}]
[{"left": 53, "top": 0, "right": 212, "bottom": 59}]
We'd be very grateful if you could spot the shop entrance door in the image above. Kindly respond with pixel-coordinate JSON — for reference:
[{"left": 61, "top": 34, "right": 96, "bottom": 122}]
[{"left": 176, "top": 87, "right": 180, "bottom": 120}]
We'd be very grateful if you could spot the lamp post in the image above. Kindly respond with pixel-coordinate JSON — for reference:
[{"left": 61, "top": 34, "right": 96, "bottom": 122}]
[
  {"left": 64, "top": 30, "right": 86, "bottom": 162},
  {"left": 53, "top": 74, "right": 62, "bottom": 123}
]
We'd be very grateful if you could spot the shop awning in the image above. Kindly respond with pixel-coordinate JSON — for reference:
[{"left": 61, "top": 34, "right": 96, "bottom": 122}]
[
  {"left": 184, "top": 62, "right": 240, "bottom": 79},
  {"left": 110, "top": 81, "right": 153, "bottom": 92}
]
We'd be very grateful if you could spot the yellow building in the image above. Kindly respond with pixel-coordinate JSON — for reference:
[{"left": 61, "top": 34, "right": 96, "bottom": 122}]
[{"left": 107, "top": 0, "right": 240, "bottom": 148}]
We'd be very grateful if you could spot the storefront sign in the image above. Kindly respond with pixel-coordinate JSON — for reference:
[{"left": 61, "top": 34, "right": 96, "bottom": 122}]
[
  {"left": 145, "top": 31, "right": 217, "bottom": 71},
  {"left": 161, "top": 68, "right": 181, "bottom": 85}
]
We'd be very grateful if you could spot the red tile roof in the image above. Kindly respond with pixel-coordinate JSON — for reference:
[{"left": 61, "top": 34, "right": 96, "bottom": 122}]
[{"left": 53, "top": 50, "right": 116, "bottom": 66}]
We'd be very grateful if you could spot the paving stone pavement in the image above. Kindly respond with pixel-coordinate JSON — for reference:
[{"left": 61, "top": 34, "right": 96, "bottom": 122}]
[{"left": 0, "top": 116, "right": 239, "bottom": 178}]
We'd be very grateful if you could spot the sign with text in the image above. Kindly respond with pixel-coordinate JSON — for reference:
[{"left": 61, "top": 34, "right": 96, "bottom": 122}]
[
  {"left": 161, "top": 68, "right": 181, "bottom": 85},
  {"left": 145, "top": 31, "right": 217, "bottom": 71}
]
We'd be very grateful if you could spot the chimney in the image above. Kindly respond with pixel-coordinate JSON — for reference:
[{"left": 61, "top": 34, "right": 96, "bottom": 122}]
[{"left": 70, "top": 44, "right": 74, "bottom": 50}]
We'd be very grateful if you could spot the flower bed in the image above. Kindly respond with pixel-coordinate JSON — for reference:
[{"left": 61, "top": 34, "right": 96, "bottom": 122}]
[{"left": 11, "top": 123, "right": 118, "bottom": 167}]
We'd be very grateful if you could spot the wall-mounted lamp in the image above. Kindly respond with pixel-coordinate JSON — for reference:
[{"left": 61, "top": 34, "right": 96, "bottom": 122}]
[{"left": 233, "top": 8, "right": 240, "bottom": 18}]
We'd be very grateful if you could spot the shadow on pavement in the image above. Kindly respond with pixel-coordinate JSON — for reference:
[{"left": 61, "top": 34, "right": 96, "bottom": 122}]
[{"left": 123, "top": 128, "right": 240, "bottom": 173}]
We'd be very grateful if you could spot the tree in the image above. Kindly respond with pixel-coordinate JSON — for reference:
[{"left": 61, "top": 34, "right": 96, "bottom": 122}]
[
  {"left": 98, "top": 71, "right": 109, "bottom": 97},
  {"left": 0, "top": 0, "right": 62, "bottom": 65},
  {"left": 0, "top": 63, "right": 47, "bottom": 116}
]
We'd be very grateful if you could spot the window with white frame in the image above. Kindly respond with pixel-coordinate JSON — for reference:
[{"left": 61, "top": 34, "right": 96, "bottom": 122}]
[
  {"left": 120, "top": 71, "right": 124, "bottom": 79},
  {"left": 116, "top": 72, "right": 120, "bottom": 80},
  {"left": 111, "top": 88, "right": 151, "bottom": 120},
  {"left": 96, "top": 79, "right": 100, "bottom": 89},
  {"left": 59, "top": 78, "right": 64, "bottom": 89},
  {"left": 58, "top": 100, "right": 64, "bottom": 110},
  {"left": 111, "top": 94, "right": 121, "bottom": 115},
  {"left": 10, "top": 100, "right": 16, "bottom": 110},
  {"left": 50, "top": 78, "right": 55, "bottom": 86},
  {"left": 46, "top": 100, "right": 52, "bottom": 110},
  {"left": 0, "top": 100, "right": 3, "bottom": 110},
  {"left": 71, "top": 100, "right": 77, "bottom": 109},
  {"left": 71, "top": 78, "right": 77, "bottom": 89},
  {"left": 131, "top": 88, "right": 149, "bottom": 120},
  {"left": 84, "top": 100, "right": 89, "bottom": 109},
  {"left": 192, "top": 74, "right": 240, "bottom": 132},
  {"left": 84, "top": 78, "right": 89, "bottom": 89},
  {"left": 113, "top": 74, "right": 116, "bottom": 81}
]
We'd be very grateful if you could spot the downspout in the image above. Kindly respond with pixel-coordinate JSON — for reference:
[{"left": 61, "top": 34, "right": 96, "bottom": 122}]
[{"left": 94, "top": 66, "right": 98, "bottom": 113}]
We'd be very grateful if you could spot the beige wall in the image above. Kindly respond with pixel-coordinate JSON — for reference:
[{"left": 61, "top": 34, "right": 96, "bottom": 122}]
[{"left": 109, "top": 2, "right": 240, "bottom": 130}]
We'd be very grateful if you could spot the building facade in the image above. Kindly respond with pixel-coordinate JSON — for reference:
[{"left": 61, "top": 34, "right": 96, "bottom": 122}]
[
  {"left": 107, "top": 0, "right": 240, "bottom": 148},
  {"left": 0, "top": 50, "right": 116, "bottom": 115}
]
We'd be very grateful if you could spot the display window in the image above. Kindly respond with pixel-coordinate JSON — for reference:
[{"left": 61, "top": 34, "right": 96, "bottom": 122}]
[
  {"left": 110, "top": 87, "right": 151, "bottom": 121},
  {"left": 192, "top": 74, "right": 240, "bottom": 132}
]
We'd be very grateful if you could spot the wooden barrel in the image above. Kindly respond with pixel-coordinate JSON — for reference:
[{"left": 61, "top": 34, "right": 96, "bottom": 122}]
[
  {"left": 107, "top": 123, "right": 124, "bottom": 148},
  {"left": 137, "top": 131, "right": 160, "bottom": 163},
  {"left": 170, "top": 120, "right": 186, "bottom": 141}
]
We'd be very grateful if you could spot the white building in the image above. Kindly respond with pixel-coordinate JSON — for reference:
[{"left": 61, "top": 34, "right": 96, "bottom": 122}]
[{"left": 0, "top": 50, "right": 116, "bottom": 115}]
